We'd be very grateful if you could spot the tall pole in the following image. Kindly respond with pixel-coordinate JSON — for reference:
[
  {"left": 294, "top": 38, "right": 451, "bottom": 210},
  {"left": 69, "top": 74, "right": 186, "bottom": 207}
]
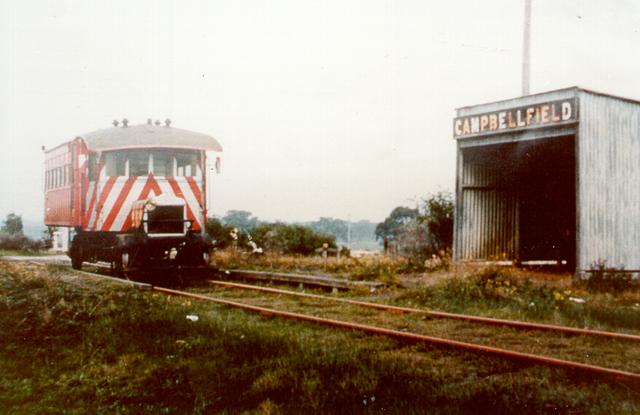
[
  {"left": 522, "top": 0, "right": 532, "bottom": 96},
  {"left": 347, "top": 214, "right": 352, "bottom": 249}
]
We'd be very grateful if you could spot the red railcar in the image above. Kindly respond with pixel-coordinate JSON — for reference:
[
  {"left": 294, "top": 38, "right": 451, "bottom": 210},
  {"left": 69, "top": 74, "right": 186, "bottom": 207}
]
[{"left": 44, "top": 119, "right": 222, "bottom": 274}]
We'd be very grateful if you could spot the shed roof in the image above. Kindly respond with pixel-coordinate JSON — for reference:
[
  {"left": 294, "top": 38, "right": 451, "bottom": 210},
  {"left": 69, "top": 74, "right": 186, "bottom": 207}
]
[
  {"left": 79, "top": 123, "right": 223, "bottom": 152},
  {"left": 455, "top": 86, "right": 640, "bottom": 113}
]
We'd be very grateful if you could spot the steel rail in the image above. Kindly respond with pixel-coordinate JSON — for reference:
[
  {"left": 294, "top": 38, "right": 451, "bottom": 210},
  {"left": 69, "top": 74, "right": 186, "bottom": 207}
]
[
  {"left": 206, "top": 279, "right": 640, "bottom": 343},
  {"left": 153, "top": 286, "right": 640, "bottom": 383}
]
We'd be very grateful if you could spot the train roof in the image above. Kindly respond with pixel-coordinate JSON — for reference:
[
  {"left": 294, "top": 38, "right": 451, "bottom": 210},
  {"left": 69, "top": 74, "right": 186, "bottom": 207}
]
[{"left": 79, "top": 123, "right": 223, "bottom": 152}]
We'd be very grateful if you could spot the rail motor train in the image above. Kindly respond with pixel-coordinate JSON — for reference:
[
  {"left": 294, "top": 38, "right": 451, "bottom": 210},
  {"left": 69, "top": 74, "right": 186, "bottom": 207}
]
[{"left": 44, "top": 119, "right": 222, "bottom": 274}]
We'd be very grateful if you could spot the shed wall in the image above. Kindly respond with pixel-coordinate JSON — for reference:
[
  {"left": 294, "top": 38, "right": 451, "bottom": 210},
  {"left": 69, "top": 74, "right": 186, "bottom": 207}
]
[
  {"left": 456, "top": 150, "right": 517, "bottom": 260},
  {"left": 578, "top": 91, "right": 640, "bottom": 271}
]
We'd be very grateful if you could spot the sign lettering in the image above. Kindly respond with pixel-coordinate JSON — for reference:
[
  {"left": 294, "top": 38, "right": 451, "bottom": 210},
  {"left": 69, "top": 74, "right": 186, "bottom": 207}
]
[{"left": 453, "top": 99, "right": 577, "bottom": 139}]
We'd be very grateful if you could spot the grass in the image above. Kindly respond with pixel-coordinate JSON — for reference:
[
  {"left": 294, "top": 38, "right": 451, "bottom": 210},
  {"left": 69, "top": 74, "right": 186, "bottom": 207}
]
[
  {"left": 393, "top": 267, "right": 640, "bottom": 334},
  {"left": 201, "top": 282, "right": 640, "bottom": 374},
  {"left": 1, "top": 260, "right": 640, "bottom": 413},
  {"left": 213, "top": 250, "right": 640, "bottom": 333},
  {"left": 212, "top": 249, "right": 412, "bottom": 284},
  {"left": 0, "top": 249, "right": 56, "bottom": 257},
  {"left": 579, "top": 260, "right": 638, "bottom": 293}
]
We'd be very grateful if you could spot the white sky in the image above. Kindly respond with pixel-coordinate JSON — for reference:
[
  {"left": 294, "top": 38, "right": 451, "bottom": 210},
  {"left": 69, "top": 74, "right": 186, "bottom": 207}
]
[{"left": 1, "top": 0, "right": 639, "bottom": 224}]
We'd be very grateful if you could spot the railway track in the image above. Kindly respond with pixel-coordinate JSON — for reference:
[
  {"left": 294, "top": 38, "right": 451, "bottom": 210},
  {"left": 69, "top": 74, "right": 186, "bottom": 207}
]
[
  {"left": 157, "top": 282, "right": 640, "bottom": 385},
  {"left": 18, "top": 259, "right": 640, "bottom": 385},
  {"left": 206, "top": 279, "right": 640, "bottom": 343}
]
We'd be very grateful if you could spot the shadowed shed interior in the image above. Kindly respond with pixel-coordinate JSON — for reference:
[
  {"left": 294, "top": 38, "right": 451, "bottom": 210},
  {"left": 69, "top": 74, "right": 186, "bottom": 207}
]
[{"left": 458, "top": 135, "right": 575, "bottom": 268}]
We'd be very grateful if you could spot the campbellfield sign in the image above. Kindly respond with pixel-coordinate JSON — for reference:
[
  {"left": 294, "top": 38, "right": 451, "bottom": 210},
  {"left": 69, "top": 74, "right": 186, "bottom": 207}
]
[{"left": 453, "top": 98, "right": 577, "bottom": 139}]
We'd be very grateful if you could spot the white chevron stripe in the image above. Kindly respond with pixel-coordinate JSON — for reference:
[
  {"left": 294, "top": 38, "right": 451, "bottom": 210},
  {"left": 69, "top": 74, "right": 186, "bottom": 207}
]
[
  {"left": 85, "top": 182, "right": 96, "bottom": 230},
  {"left": 88, "top": 182, "right": 100, "bottom": 230},
  {"left": 89, "top": 166, "right": 106, "bottom": 230},
  {"left": 95, "top": 178, "right": 126, "bottom": 230},
  {"left": 110, "top": 178, "right": 146, "bottom": 231},
  {"left": 157, "top": 178, "right": 175, "bottom": 201},
  {"left": 176, "top": 178, "right": 203, "bottom": 229},
  {"left": 86, "top": 182, "right": 95, "bottom": 209}
]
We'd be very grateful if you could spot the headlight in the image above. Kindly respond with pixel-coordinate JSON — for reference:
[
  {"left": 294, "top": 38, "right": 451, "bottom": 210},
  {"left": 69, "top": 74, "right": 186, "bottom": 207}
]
[{"left": 145, "top": 198, "right": 157, "bottom": 212}]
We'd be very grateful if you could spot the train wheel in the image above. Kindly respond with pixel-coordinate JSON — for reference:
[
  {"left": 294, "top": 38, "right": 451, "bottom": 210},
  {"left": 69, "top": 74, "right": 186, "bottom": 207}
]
[
  {"left": 202, "top": 250, "right": 211, "bottom": 266},
  {"left": 70, "top": 246, "right": 83, "bottom": 270},
  {"left": 114, "top": 250, "right": 131, "bottom": 278}
]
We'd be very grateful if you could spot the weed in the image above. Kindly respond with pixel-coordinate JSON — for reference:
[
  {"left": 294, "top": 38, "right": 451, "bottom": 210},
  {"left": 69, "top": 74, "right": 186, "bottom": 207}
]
[
  {"left": 212, "top": 248, "right": 412, "bottom": 282},
  {"left": 580, "top": 260, "right": 637, "bottom": 293},
  {"left": 395, "top": 266, "right": 640, "bottom": 334}
]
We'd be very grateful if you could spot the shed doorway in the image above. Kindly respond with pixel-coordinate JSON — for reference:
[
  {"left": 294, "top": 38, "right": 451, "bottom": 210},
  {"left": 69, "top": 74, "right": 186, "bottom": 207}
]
[{"left": 460, "top": 135, "right": 576, "bottom": 269}]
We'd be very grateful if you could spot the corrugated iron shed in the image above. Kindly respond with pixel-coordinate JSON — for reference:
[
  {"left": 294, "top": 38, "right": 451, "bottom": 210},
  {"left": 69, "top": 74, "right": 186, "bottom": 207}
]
[{"left": 453, "top": 87, "right": 640, "bottom": 273}]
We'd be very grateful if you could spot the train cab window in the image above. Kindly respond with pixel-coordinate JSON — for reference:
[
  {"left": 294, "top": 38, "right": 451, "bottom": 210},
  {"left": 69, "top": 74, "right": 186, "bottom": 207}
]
[
  {"left": 129, "top": 150, "right": 150, "bottom": 176},
  {"left": 88, "top": 154, "right": 97, "bottom": 180},
  {"left": 151, "top": 151, "right": 172, "bottom": 177},
  {"left": 175, "top": 152, "right": 200, "bottom": 177},
  {"left": 105, "top": 152, "right": 127, "bottom": 176}
]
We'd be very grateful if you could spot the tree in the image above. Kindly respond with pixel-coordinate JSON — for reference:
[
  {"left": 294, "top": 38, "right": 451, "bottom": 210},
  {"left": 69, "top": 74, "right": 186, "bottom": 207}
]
[
  {"left": 419, "top": 191, "right": 454, "bottom": 252},
  {"left": 2, "top": 213, "right": 23, "bottom": 235},
  {"left": 43, "top": 226, "right": 57, "bottom": 250},
  {"left": 251, "top": 222, "right": 336, "bottom": 256},
  {"left": 375, "top": 206, "right": 419, "bottom": 241},
  {"left": 308, "top": 217, "right": 348, "bottom": 242},
  {"left": 396, "top": 220, "right": 432, "bottom": 265},
  {"left": 222, "top": 210, "right": 258, "bottom": 232}
]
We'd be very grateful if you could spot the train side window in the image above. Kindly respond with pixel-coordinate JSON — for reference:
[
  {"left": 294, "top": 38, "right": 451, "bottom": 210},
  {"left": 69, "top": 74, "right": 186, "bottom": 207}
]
[
  {"left": 175, "top": 152, "right": 198, "bottom": 177},
  {"left": 151, "top": 151, "right": 172, "bottom": 177},
  {"left": 88, "top": 154, "right": 97, "bottom": 180},
  {"left": 106, "top": 152, "right": 127, "bottom": 176},
  {"left": 129, "top": 150, "right": 149, "bottom": 176}
]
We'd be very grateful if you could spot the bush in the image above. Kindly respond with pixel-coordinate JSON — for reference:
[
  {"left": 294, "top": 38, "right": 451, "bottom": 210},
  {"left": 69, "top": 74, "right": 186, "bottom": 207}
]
[
  {"left": 212, "top": 249, "right": 408, "bottom": 283},
  {"left": 250, "top": 223, "right": 336, "bottom": 256},
  {"left": 0, "top": 232, "right": 45, "bottom": 252},
  {"left": 205, "top": 217, "right": 250, "bottom": 249},
  {"left": 419, "top": 191, "right": 454, "bottom": 253},
  {"left": 581, "top": 260, "right": 636, "bottom": 293},
  {"left": 206, "top": 217, "right": 234, "bottom": 249},
  {"left": 376, "top": 192, "right": 453, "bottom": 270},
  {"left": 207, "top": 217, "right": 341, "bottom": 257},
  {"left": 397, "top": 267, "right": 559, "bottom": 318}
]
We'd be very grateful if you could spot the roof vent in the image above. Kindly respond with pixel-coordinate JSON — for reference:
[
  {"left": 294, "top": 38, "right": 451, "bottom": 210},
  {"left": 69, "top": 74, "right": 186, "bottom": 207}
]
[
  {"left": 147, "top": 118, "right": 152, "bottom": 125},
  {"left": 112, "top": 119, "right": 119, "bottom": 127},
  {"left": 122, "top": 118, "right": 129, "bottom": 127},
  {"left": 155, "top": 120, "right": 161, "bottom": 126},
  {"left": 164, "top": 118, "right": 172, "bottom": 127}
]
